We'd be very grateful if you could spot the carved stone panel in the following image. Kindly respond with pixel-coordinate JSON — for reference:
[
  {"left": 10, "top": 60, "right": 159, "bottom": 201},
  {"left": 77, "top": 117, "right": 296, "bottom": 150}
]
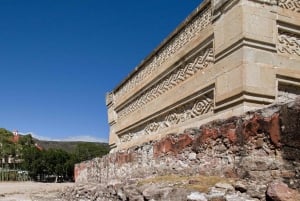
[
  {"left": 117, "top": 46, "right": 214, "bottom": 119},
  {"left": 278, "top": 31, "right": 300, "bottom": 57},
  {"left": 119, "top": 90, "right": 214, "bottom": 143},
  {"left": 278, "top": 0, "right": 300, "bottom": 13}
]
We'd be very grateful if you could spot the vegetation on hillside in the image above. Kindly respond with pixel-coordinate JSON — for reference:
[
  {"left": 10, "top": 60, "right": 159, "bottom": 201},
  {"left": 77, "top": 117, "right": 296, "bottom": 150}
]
[
  {"left": 34, "top": 139, "right": 109, "bottom": 154},
  {"left": 0, "top": 128, "right": 109, "bottom": 182}
]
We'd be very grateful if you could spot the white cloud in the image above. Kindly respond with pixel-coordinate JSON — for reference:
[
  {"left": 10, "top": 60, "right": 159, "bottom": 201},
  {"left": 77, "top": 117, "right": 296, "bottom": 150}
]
[
  {"left": 61, "top": 135, "right": 108, "bottom": 143},
  {"left": 18, "top": 132, "right": 108, "bottom": 143},
  {"left": 19, "top": 132, "right": 53, "bottom": 141}
]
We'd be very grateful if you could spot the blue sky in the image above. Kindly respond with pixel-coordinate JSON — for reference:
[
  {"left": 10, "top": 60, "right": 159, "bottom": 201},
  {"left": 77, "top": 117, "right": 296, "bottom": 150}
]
[{"left": 0, "top": 0, "right": 202, "bottom": 142}]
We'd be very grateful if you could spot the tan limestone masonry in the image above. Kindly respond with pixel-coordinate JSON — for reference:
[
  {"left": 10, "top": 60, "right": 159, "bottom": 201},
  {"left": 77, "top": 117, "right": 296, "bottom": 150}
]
[{"left": 106, "top": 0, "right": 300, "bottom": 151}]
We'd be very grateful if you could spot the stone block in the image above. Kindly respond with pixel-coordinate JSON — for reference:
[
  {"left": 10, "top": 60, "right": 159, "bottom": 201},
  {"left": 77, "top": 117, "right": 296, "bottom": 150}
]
[{"left": 266, "top": 181, "right": 300, "bottom": 201}]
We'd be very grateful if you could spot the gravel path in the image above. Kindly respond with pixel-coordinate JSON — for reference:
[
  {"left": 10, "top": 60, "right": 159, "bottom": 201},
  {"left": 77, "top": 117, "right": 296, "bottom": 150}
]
[{"left": 0, "top": 182, "right": 74, "bottom": 201}]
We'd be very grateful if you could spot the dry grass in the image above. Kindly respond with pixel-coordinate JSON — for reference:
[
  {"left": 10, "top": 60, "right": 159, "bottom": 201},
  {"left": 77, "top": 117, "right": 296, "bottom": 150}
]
[
  {"left": 185, "top": 175, "right": 231, "bottom": 192},
  {"left": 138, "top": 175, "right": 189, "bottom": 185},
  {"left": 138, "top": 174, "right": 233, "bottom": 193}
]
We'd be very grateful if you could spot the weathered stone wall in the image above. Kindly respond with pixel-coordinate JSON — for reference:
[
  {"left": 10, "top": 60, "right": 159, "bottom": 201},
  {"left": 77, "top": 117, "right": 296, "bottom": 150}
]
[
  {"left": 75, "top": 98, "right": 300, "bottom": 194},
  {"left": 107, "top": 0, "right": 300, "bottom": 151}
]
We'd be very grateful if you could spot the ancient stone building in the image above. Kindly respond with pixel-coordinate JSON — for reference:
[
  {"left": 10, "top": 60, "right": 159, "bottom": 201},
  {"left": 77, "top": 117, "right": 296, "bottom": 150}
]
[{"left": 106, "top": 0, "right": 300, "bottom": 151}]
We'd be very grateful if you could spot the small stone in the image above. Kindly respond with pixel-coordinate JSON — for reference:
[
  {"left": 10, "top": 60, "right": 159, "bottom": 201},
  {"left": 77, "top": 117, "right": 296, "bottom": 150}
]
[
  {"left": 225, "top": 193, "right": 259, "bottom": 201},
  {"left": 234, "top": 181, "right": 247, "bottom": 193},
  {"left": 117, "top": 188, "right": 127, "bottom": 201},
  {"left": 216, "top": 144, "right": 227, "bottom": 152},
  {"left": 187, "top": 192, "right": 207, "bottom": 201},
  {"left": 207, "top": 187, "right": 226, "bottom": 198},
  {"left": 189, "top": 152, "right": 197, "bottom": 160},
  {"left": 142, "top": 184, "right": 175, "bottom": 200},
  {"left": 206, "top": 189, "right": 226, "bottom": 201},
  {"left": 215, "top": 182, "right": 234, "bottom": 192},
  {"left": 225, "top": 194, "right": 241, "bottom": 201},
  {"left": 247, "top": 184, "right": 267, "bottom": 199},
  {"left": 208, "top": 197, "right": 226, "bottom": 201},
  {"left": 266, "top": 181, "right": 300, "bottom": 201},
  {"left": 255, "top": 138, "right": 264, "bottom": 149}
]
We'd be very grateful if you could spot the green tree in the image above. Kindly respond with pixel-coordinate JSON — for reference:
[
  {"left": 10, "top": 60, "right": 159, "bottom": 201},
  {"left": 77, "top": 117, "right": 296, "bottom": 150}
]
[
  {"left": 0, "top": 128, "right": 15, "bottom": 165},
  {"left": 18, "top": 134, "right": 34, "bottom": 146},
  {"left": 43, "top": 149, "right": 70, "bottom": 178},
  {"left": 74, "top": 142, "right": 109, "bottom": 162},
  {"left": 20, "top": 146, "right": 44, "bottom": 179},
  {"left": 0, "top": 128, "right": 13, "bottom": 139}
]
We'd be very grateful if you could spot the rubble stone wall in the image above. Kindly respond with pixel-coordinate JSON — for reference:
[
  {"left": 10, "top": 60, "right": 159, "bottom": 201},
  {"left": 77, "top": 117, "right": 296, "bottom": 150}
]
[{"left": 75, "top": 98, "right": 300, "bottom": 192}]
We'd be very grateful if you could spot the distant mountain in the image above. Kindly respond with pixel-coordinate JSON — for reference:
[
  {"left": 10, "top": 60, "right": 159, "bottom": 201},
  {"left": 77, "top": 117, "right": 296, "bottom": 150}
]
[{"left": 33, "top": 138, "right": 109, "bottom": 153}]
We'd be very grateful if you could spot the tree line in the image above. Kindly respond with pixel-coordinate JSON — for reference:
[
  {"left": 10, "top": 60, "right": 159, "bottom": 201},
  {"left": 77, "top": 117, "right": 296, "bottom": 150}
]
[{"left": 0, "top": 128, "right": 109, "bottom": 182}]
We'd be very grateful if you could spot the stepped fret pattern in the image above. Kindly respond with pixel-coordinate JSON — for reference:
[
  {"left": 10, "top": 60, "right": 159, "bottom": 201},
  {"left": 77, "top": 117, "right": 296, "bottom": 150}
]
[
  {"left": 118, "top": 47, "right": 214, "bottom": 119},
  {"left": 120, "top": 91, "right": 214, "bottom": 143}
]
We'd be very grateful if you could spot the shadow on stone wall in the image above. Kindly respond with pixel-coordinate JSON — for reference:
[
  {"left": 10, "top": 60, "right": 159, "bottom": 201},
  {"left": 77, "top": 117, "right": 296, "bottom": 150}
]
[{"left": 279, "top": 97, "right": 300, "bottom": 189}]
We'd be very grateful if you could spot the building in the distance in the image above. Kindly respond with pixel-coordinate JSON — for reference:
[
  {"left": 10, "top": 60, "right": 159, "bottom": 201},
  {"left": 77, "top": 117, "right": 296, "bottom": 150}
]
[
  {"left": 12, "top": 130, "right": 20, "bottom": 143},
  {"left": 106, "top": 0, "right": 300, "bottom": 152}
]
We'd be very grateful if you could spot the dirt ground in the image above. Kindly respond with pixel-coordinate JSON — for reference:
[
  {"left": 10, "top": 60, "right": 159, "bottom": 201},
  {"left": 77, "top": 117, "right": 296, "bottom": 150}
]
[{"left": 0, "top": 182, "right": 74, "bottom": 201}]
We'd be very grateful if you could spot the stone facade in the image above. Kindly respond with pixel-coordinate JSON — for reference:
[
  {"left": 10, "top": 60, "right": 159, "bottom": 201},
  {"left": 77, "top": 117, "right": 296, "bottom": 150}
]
[{"left": 106, "top": 0, "right": 300, "bottom": 151}]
